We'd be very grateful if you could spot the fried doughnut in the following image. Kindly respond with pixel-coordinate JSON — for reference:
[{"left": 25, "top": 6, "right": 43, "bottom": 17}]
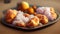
[
  {"left": 40, "top": 15, "right": 48, "bottom": 24},
  {"left": 35, "top": 14, "right": 48, "bottom": 24},
  {"left": 50, "top": 7, "right": 57, "bottom": 20},
  {"left": 51, "top": 12, "right": 57, "bottom": 20},
  {"left": 27, "top": 16, "right": 39, "bottom": 27},
  {"left": 27, "top": 7, "right": 35, "bottom": 14},
  {"left": 5, "top": 9, "right": 17, "bottom": 23}
]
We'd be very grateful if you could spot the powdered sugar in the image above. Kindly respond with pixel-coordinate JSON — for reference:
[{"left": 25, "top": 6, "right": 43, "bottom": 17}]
[
  {"left": 12, "top": 11, "right": 35, "bottom": 25},
  {"left": 36, "top": 7, "right": 54, "bottom": 20}
]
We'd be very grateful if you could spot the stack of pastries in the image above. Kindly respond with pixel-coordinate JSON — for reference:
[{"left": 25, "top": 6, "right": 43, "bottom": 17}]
[{"left": 5, "top": 1, "right": 57, "bottom": 27}]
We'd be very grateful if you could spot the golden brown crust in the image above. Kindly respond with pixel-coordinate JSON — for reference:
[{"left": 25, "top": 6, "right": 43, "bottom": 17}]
[
  {"left": 35, "top": 14, "right": 48, "bottom": 24},
  {"left": 27, "top": 7, "right": 35, "bottom": 14},
  {"left": 26, "top": 16, "right": 39, "bottom": 27},
  {"left": 5, "top": 9, "right": 17, "bottom": 23},
  {"left": 40, "top": 15, "right": 48, "bottom": 24},
  {"left": 50, "top": 7, "right": 57, "bottom": 20}
]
